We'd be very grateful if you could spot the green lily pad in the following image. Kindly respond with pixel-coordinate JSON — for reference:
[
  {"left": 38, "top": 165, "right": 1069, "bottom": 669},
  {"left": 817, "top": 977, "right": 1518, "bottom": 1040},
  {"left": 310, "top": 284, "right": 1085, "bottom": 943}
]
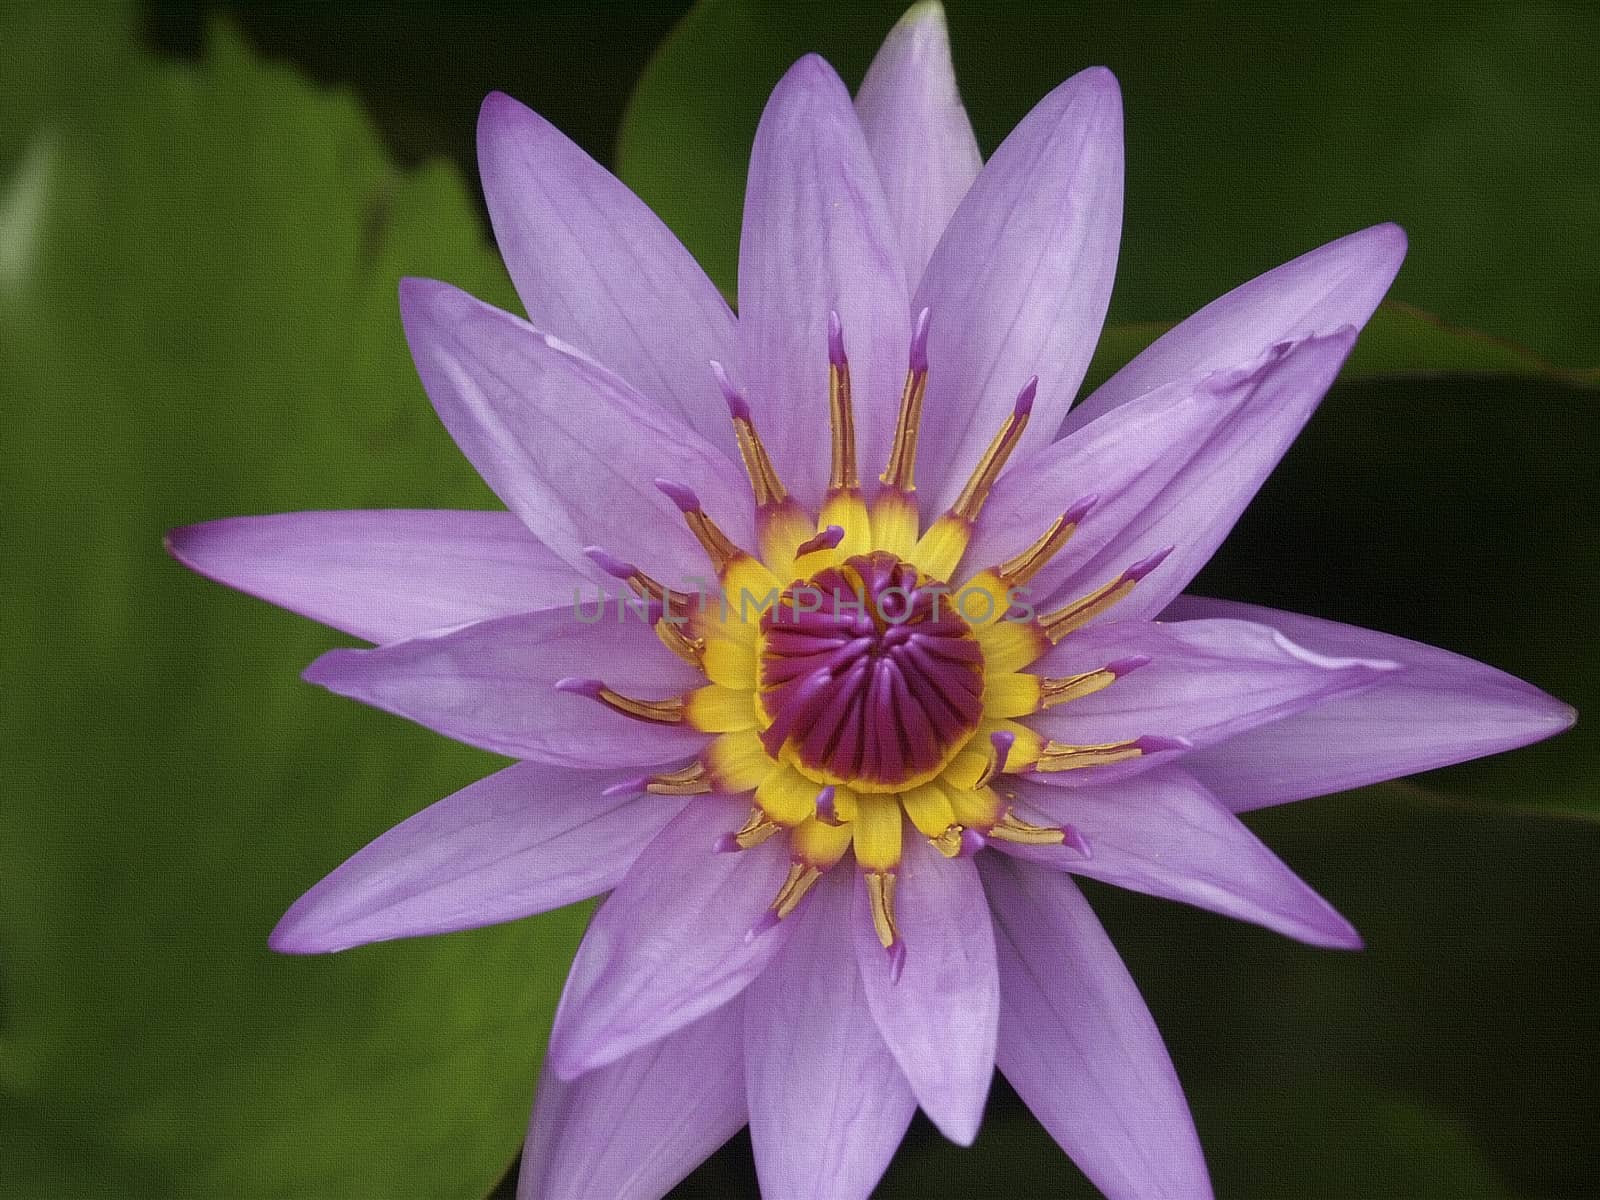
[{"left": 0, "top": 16, "right": 581, "bottom": 1199}]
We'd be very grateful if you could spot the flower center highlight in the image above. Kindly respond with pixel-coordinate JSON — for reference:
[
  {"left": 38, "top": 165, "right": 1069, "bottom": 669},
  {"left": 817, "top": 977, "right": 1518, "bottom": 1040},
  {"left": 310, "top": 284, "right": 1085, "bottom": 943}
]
[{"left": 759, "top": 551, "right": 984, "bottom": 792}]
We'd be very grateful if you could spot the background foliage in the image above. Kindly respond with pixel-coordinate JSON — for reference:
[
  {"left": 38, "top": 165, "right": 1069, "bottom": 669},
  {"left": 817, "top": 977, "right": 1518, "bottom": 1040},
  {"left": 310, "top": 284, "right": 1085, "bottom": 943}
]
[{"left": 1, "top": 2, "right": 1594, "bottom": 1197}]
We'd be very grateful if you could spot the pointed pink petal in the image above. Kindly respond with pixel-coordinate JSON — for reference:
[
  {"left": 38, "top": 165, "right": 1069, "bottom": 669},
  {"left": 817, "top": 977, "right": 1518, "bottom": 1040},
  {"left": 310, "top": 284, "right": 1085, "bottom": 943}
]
[
  {"left": 852, "top": 835, "right": 997, "bottom": 1145},
  {"left": 166, "top": 509, "right": 584, "bottom": 644},
  {"left": 549, "top": 797, "right": 793, "bottom": 1079},
  {"left": 521, "top": 998, "right": 746, "bottom": 1200},
  {"left": 302, "top": 608, "right": 709, "bottom": 768},
  {"left": 1165, "top": 597, "right": 1576, "bottom": 810},
  {"left": 399, "top": 277, "right": 750, "bottom": 588},
  {"left": 1064, "top": 223, "right": 1406, "bottom": 435},
  {"left": 854, "top": 2, "right": 982, "bottom": 288},
  {"left": 914, "top": 66, "right": 1122, "bottom": 515},
  {"left": 980, "top": 854, "right": 1213, "bottom": 1200},
  {"left": 269, "top": 762, "right": 684, "bottom": 954},
  {"left": 477, "top": 91, "right": 739, "bottom": 459},
  {"left": 969, "top": 329, "right": 1357, "bottom": 622},
  {"left": 1004, "top": 768, "right": 1362, "bottom": 949},
  {"left": 738, "top": 55, "right": 910, "bottom": 510},
  {"left": 746, "top": 872, "right": 915, "bottom": 1200},
  {"left": 1020, "top": 616, "right": 1395, "bottom": 787}
]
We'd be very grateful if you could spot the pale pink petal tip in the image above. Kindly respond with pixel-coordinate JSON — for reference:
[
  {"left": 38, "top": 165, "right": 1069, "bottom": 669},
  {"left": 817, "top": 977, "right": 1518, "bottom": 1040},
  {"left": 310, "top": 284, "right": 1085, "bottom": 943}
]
[
  {"left": 827, "top": 309, "right": 847, "bottom": 367},
  {"left": 1063, "top": 492, "right": 1100, "bottom": 524},
  {"left": 796, "top": 525, "right": 846, "bottom": 556},
  {"left": 554, "top": 676, "right": 605, "bottom": 698},
  {"left": 709, "top": 360, "right": 751, "bottom": 420},
  {"left": 1125, "top": 545, "right": 1175, "bottom": 582},
  {"left": 1134, "top": 734, "right": 1192, "bottom": 755},
  {"left": 584, "top": 545, "right": 637, "bottom": 580},
  {"left": 989, "top": 729, "right": 1015, "bottom": 775},
  {"left": 910, "top": 307, "right": 932, "bottom": 373},
  {"left": 654, "top": 478, "right": 701, "bottom": 513},
  {"left": 1107, "top": 654, "right": 1153, "bottom": 678},
  {"left": 1014, "top": 375, "right": 1039, "bottom": 416},
  {"left": 746, "top": 909, "right": 781, "bottom": 941},
  {"left": 886, "top": 937, "right": 908, "bottom": 984}
]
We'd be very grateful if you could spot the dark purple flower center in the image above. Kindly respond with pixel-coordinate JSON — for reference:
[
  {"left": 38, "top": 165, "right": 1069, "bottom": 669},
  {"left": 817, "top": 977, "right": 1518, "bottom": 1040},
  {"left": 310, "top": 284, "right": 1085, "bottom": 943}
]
[{"left": 758, "top": 551, "right": 985, "bottom": 791}]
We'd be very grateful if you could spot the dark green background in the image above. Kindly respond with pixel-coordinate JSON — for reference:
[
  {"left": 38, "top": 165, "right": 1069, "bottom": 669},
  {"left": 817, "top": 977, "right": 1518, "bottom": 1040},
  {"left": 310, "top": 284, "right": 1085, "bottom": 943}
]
[{"left": 1, "top": 2, "right": 1594, "bottom": 1197}]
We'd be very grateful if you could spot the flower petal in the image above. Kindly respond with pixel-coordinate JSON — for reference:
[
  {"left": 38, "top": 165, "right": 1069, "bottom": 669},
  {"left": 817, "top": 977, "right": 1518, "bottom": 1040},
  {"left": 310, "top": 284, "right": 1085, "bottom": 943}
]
[
  {"left": 969, "top": 329, "right": 1357, "bottom": 622},
  {"left": 738, "top": 55, "right": 910, "bottom": 510},
  {"left": 746, "top": 871, "right": 916, "bottom": 1200},
  {"left": 1165, "top": 597, "right": 1577, "bottom": 810},
  {"left": 1064, "top": 223, "right": 1406, "bottom": 436},
  {"left": 1003, "top": 769, "right": 1362, "bottom": 949},
  {"left": 1021, "top": 616, "right": 1395, "bottom": 784},
  {"left": 520, "top": 998, "right": 746, "bottom": 1200},
  {"left": 399, "top": 277, "right": 751, "bottom": 587},
  {"left": 854, "top": 1, "right": 982, "bottom": 288},
  {"left": 549, "top": 797, "right": 793, "bottom": 1079},
  {"left": 166, "top": 509, "right": 584, "bottom": 644},
  {"left": 980, "top": 854, "right": 1213, "bottom": 1200},
  {"left": 269, "top": 762, "right": 683, "bottom": 954},
  {"left": 477, "top": 91, "right": 740, "bottom": 460},
  {"left": 914, "top": 66, "right": 1122, "bottom": 516},
  {"left": 302, "top": 608, "right": 710, "bottom": 768},
  {"left": 852, "top": 834, "right": 997, "bottom": 1145}
]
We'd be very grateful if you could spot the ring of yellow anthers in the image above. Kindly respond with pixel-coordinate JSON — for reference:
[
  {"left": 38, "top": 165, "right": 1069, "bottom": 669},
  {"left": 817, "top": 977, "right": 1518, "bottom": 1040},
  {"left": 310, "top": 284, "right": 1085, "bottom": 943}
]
[{"left": 580, "top": 312, "right": 1168, "bottom": 959}]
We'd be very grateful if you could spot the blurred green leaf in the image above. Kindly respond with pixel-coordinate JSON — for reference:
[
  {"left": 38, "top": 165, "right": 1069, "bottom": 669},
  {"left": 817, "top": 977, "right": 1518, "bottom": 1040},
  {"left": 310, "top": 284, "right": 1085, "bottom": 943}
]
[
  {"left": 0, "top": 16, "right": 579, "bottom": 1199},
  {"left": 619, "top": 0, "right": 1599, "bottom": 370}
]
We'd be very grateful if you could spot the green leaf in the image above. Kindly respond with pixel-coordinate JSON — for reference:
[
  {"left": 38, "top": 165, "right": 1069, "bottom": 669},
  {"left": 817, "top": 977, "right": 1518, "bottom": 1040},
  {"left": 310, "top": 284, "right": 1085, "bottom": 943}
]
[
  {"left": 618, "top": 0, "right": 1600, "bottom": 372},
  {"left": 0, "top": 18, "right": 579, "bottom": 1199}
]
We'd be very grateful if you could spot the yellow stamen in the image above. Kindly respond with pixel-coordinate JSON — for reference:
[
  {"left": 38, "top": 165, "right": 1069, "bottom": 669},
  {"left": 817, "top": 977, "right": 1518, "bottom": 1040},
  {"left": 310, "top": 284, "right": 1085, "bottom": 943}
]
[
  {"left": 828, "top": 328, "right": 858, "bottom": 493},
  {"left": 995, "top": 507, "right": 1088, "bottom": 588},
  {"left": 912, "top": 514, "right": 971, "bottom": 583},
  {"left": 732, "top": 807, "right": 783, "bottom": 850},
  {"left": 983, "top": 672, "right": 1043, "bottom": 719},
  {"left": 868, "top": 487, "right": 920, "bottom": 561},
  {"left": 852, "top": 793, "right": 903, "bottom": 873},
  {"left": 585, "top": 685, "right": 684, "bottom": 725},
  {"left": 754, "top": 765, "right": 821, "bottom": 826},
  {"left": 865, "top": 870, "right": 899, "bottom": 950},
  {"left": 879, "top": 354, "right": 928, "bottom": 494},
  {"left": 1038, "top": 666, "right": 1121, "bottom": 708},
  {"left": 820, "top": 490, "right": 872, "bottom": 559},
  {"left": 1032, "top": 737, "right": 1151, "bottom": 772},
  {"left": 791, "top": 814, "right": 853, "bottom": 868},
  {"left": 948, "top": 380, "right": 1035, "bottom": 524},
  {"left": 707, "top": 730, "right": 779, "bottom": 792},
  {"left": 899, "top": 781, "right": 957, "bottom": 839},
  {"left": 641, "top": 762, "right": 712, "bottom": 795},
  {"left": 1038, "top": 576, "right": 1140, "bottom": 642},
  {"left": 988, "top": 810, "right": 1067, "bottom": 845},
  {"left": 770, "top": 861, "right": 825, "bottom": 918}
]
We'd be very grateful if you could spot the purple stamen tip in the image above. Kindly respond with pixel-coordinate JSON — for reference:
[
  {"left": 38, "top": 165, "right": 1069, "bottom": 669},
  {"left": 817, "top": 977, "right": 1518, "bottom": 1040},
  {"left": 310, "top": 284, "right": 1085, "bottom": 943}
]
[
  {"left": 815, "top": 785, "right": 838, "bottom": 824},
  {"left": 1062, "top": 824, "right": 1093, "bottom": 858},
  {"left": 1124, "top": 545, "right": 1175, "bottom": 582},
  {"left": 709, "top": 360, "right": 751, "bottom": 420},
  {"left": 641, "top": 598, "right": 667, "bottom": 627},
  {"left": 886, "top": 938, "right": 907, "bottom": 984},
  {"left": 909, "top": 307, "right": 932, "bottom": 373},
  {"left": 1014, "top": 375, "right": 1039, "bottom": 416},
  {"left": 601, "top": 776, "right": 649, "bottom": 798},
  {"left": 554, "top": 676, "right": 605, "bottom": 698},
  {"left": 989, "top": 729, "right": 1016, "bottom": 776},
  {"left": 1107, "top": 654, "right": 1152, "bottom": 678},
  {"left": 959, "top": 826, "right": 988, "bottom": 857},
  {"left": 712, "top": 832, "right": 741, "bottom": 854},
  {"left": 584, "top": 545, "right": 637, "bottom": 580},
  {"left": 1063, "top": 493, "right": 1100, "bottom": 525},
  {"left": 1134, "top": 734, "right": 1192, "bottom": 755},
  {"left": 827, "top": 309, "right": 847, "bottom": 367},
  {"left": 795, "top": 525, "right": 845, "bottom": 557},
  {"left": 746, "top": 909, "right": 781, "bottom": 942},
  {"left": 654, "top": 477, "right": 701, "bottom": 513}
]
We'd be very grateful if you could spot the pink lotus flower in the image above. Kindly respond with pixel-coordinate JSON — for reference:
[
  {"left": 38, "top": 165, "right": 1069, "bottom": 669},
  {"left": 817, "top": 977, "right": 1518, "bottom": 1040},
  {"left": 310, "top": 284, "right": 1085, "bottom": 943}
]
[{"left": 170, "top": 5, "right": 1572, "bottom": 1197}]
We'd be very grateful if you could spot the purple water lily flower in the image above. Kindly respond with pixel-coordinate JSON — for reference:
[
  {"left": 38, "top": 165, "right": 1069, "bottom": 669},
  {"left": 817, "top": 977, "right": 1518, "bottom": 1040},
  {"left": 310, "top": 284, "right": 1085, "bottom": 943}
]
[{"left": 169, "top": 5, "right": 1573, "bottom": 1198}]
